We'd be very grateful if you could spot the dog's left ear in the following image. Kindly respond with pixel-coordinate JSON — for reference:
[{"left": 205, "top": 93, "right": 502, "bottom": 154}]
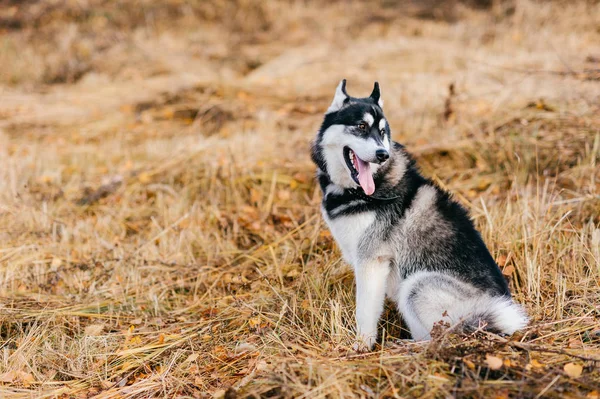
[
  {"left": 326, "top": 79, "right": 349, "bottom": 114},
  {"left": 370, "top": 82, "right": 384, "bottom": 108}
]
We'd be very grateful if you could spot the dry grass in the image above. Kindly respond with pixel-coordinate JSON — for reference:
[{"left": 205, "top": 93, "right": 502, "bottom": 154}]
[{"left": 1, "top": 0, "right": 600, "bottom": 398}]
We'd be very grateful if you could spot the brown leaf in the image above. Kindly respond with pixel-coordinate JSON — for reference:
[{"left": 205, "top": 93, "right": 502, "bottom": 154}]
[
  {"left": 564, "top": 362, "right": 583, "bottom": 378},
  {"left": 496, "top": 254, "right": 508, "bottom": 267},
  {"left": 185, "top": 353, "right": 199, "bottom": 363},
  {"left": 0, "top": 371, "right": 15, "bottom": 383},
  {"left": 0, "top": 370, "right": 35, "bottom": 386},
  {"left": 485, "top": 354, "right": 503, "bottom": 370},
  {"left": 587, "top": 390, "right": 599, "bottom": 399},
  {"left": 84, "top": 324, "right": 104, "bottom": 336}
]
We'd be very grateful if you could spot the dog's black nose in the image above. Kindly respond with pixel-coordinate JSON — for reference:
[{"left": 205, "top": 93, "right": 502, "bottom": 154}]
[{"left": 376, "top": 149, "right": 389, "bottom": 163}]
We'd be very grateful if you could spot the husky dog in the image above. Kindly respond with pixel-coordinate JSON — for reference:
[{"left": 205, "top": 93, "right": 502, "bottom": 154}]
[{"left": 311, "top": 80, "right": 528, "bottom": 350}]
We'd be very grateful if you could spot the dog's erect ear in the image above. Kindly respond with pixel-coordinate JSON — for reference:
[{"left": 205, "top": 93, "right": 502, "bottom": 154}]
[
  {"left": 326, "top": 79, "right": 349, "bottom": 114},
  {"left": 370, "top": 82, "right": 383, "bottom": 108}
]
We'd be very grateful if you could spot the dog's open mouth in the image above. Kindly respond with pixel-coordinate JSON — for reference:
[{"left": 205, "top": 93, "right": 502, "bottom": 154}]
[{"left": 343, "top": 146, "right": 375, "bottom": 195}]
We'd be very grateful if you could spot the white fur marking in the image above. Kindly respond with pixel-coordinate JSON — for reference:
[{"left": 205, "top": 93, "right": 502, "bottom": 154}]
[
  {"left": 355, "top": 259, "right": 390, "bottom": 349},
  {"left": 379, "top": 118, "right": 386, "bottom": 131},
  {"left": 323, "top": 210, "right": 375, "bottom": 267},
  {"left": 363, "top": 113, "right": 374, "bottom": 127},
  {"left": 330, "top": 200, "right": 366, "bottom": 217},
  {"left": 325, "top": 183, "right": 344, "bottom": 196}
]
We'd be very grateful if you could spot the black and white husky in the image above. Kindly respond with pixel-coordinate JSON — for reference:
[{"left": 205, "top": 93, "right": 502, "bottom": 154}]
[{"left": 311, "top": 80, "right": 528, "bottom": 350}]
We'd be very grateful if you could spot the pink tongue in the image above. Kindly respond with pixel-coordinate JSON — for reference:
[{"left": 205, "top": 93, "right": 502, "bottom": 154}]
[{"left": 356, "top": 156, "right": 375, "bottom": 195}]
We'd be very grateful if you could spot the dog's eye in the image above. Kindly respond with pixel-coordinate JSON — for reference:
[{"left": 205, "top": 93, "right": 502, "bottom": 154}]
[
  {"left": 380, "top": 128, "right": 386, "bottom": 136},
  {"left": 358, "top": 123, "right": 367, "bottom": 130}
]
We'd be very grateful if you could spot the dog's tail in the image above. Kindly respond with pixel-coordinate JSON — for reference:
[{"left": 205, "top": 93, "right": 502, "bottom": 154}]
[
  {"left": 399, "top": 271, "right": 529, "bottom": 340},
  {"left": 463, "top": 296, "right": 529, "bottom": 335}
]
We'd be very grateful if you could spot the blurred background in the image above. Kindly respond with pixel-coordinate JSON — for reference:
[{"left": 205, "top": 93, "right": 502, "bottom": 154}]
[{"left": 0, "top": 1, "right": 599, "bottom": 397}]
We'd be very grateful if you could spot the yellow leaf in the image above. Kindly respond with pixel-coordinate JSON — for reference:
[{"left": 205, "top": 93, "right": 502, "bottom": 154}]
[
  {"left": 485, "top": 354, "right": 503, "bottom": 370},
  {"left": 301, "top": 299, "right": 311, "bottom": 310},
  {"left": 564, "top": 362, "right": 583, "bottom": 378},
  {"left": 587, "top": 390, "right": 599, "bottom": 399},
  {"left": 527, "top": 359, "right": 544, "bottom": 370},
  {"left": 285, "top": 269, "right": 300, "bottom": 278},
  {"left": 248, "top": 316, "right": 261, "bottom": 328},
  {"left": 464, "top": 359, "right": 475, "bottom": 370},
  {"left": 121, "top": 361, "right": 134, "bottom": 371},
  {"left": 201, "top": 334, "right": 212, "bottom": 342},
  {"left": 37, "top": 175, "right": 53, "bottom": 184},
  {"left": 138, "top": 172, "right": 151, "bottom": 184}
]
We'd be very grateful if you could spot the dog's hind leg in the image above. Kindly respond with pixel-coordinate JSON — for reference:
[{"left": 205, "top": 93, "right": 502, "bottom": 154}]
[
  {"left": 353, "top": 258, "right": 391, "bottom": 350},
  {"left": 397, "top": 271, "right": 528, "bottom": 340}
]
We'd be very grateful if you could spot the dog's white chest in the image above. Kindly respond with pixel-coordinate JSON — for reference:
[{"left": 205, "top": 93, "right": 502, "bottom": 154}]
[{"left": 322, "top": 208, "right": 375, "bottom": 267}]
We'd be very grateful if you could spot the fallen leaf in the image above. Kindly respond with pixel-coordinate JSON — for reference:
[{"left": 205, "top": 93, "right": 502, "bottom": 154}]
[
  {"left": 277, "top": 190, "right": 291, "bottom": 200},
  {"left": 235, "top": 342, "right": 257, "bottom": 354},
  {"left": 84, "top": 324, "right": 104, "bottom": 336},
  {"left": 496, "top": 254, "right": 508, "bottom": 266},
  {"left": 0, "top": 371, "right": 15, "bottom": 383},
  {"left": 526, "top": 359, "right": 544, "bottom": 370},
  {"left": 564, "top": 362, "right": 583, "bottom": 378},
  {"left": 464, "top": 359, "right": 475, "bottom": 370},
  {"left": 248, "top": 316, "right": 262, "bottom": 328},
  {"left": 185, "top": 353, "right": 199, "bottom": 363},
  {"left": 485, "top": 354, "right": 503, "bottom": 370},
  {"left": 501, "top": 265, "right": 515, "bottom": 276},
  {"left": 493, "top": 390, "right": 509, "bottom": 399},
  {"left": 138, "top": 172, "right": 152, "bottom": 184},
  {"left": 50, "top": 257, "right": 62, "bottom": 270},
  {"left": 301, "top": 299, "right": 311, "bottom": 309},
  {"left": 0, "top": 370, "right": 36, "bottom": 386},
  {"left": 285, "top": 269, "right": 300, "bottom": 278}
]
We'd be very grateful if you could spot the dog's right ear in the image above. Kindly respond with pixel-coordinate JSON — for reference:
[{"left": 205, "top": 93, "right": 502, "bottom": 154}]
[{"left": 326, "top": 79, "right": 349, "bottom": 114}]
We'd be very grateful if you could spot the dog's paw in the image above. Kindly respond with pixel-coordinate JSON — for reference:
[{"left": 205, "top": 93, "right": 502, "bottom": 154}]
[{"left": 352, "top": 335, "right": 376, "bottom": 352}]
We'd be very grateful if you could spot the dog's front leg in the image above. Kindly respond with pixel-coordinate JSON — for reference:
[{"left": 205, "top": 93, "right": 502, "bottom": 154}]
[{"left": 353, "top": 259, "right": 390, "bottom": 351}]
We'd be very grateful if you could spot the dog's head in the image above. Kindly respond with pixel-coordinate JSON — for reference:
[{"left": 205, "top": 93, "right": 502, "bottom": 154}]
[{"left": 311, "top": 79, "right": 391, "bottom": 195}]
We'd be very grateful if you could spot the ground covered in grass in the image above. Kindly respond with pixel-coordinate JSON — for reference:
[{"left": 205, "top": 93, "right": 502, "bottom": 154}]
[{"left": 1, "top": 0, "right": 599, "bottom": 397}]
